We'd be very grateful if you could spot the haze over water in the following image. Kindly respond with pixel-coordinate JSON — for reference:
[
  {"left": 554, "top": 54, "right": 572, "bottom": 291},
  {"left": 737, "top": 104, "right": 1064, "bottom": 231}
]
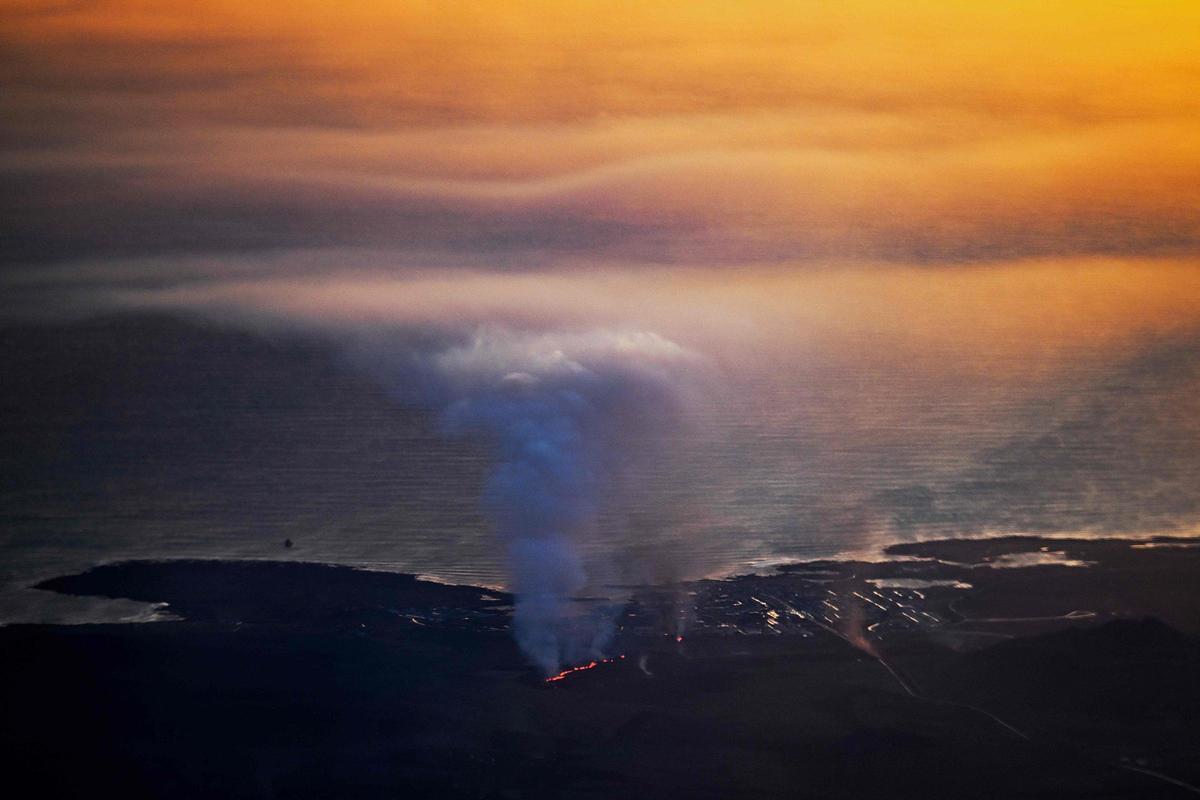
[{"left": 2, "top": 2, "right": 1199, "bottom": 624}]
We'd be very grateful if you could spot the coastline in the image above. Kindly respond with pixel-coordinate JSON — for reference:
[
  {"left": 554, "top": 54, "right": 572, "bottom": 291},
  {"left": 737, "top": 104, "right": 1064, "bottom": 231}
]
[{"left": 7, "top": 530, "right": 1200, "bottom": 629}]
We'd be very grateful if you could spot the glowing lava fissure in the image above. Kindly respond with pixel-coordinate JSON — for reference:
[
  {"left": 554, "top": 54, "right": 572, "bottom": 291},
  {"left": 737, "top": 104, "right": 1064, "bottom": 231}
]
[{"left": 544, "top": 654, "right": 625, "bottom": 683}]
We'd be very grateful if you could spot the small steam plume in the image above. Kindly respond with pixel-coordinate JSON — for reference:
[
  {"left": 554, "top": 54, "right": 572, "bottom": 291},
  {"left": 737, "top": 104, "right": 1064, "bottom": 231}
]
[
  {"left": 838, "top": 597, "right": 879, "bottom": 660},
  {"left": 430, "top": 328, "right": 700, "bottom": 675}
]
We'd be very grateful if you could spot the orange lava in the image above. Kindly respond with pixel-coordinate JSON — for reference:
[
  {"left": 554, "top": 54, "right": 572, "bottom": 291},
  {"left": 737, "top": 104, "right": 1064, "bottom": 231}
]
[{"left": 545, "top": 655, "right": 624, "bottom": 683}]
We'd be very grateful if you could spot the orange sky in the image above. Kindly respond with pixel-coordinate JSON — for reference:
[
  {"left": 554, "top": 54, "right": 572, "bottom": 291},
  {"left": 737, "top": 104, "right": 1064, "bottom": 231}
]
[{"left": 2, "top": 1, "right": 1198, "bottom": 300}]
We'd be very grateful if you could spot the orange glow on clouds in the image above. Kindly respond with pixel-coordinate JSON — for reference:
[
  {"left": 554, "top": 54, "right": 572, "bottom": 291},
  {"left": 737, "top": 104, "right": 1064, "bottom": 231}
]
[{"left": 2, "top": 1, "right": 1198, "bottom": 291}]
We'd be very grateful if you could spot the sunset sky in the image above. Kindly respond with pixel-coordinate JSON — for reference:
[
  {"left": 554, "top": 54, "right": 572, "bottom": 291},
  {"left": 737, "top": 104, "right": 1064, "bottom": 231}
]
[{"left": 3, "top": 1, "right": 1198, "bottom": 278}]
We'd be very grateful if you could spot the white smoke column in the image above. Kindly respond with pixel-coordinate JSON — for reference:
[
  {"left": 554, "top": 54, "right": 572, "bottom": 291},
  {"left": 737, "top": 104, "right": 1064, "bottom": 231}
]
[{"left": 435, "top": 328, "right": 699, "bottom": 675}]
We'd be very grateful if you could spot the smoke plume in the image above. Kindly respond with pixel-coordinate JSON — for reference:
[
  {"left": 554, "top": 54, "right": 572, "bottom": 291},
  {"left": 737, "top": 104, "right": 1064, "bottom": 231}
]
[{"left": 429, "top": 328, "right": 700, "bottom": 675}]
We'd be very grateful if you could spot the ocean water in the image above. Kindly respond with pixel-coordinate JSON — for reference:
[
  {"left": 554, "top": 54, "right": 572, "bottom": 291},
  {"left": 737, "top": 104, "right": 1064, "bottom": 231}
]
[{"left": 2, "top": 312, "right": 1198, "bottom": 624}]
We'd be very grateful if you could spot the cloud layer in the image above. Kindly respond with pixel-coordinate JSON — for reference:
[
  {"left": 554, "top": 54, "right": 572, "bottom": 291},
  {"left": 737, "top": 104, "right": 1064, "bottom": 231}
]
[{"left": 2, "top": 1, "right": 1199, "bottom": 285}]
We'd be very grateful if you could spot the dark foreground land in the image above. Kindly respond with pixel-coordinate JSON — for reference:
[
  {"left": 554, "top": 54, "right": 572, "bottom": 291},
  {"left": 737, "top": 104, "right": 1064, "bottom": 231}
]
[{"left": 3, "top": 536, "right": 1199, "bottom": 799}]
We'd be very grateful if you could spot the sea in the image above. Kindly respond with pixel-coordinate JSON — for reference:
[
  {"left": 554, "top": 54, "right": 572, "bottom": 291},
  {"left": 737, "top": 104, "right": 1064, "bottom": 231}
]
[{"left": 2, "top": 311, "right": 1197, "bottom": 624}]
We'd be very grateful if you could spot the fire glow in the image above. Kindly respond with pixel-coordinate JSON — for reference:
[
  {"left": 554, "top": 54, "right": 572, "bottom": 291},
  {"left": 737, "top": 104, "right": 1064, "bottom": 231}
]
[{"left": 544, "top": 654, "right": 625, "bottom": 683}]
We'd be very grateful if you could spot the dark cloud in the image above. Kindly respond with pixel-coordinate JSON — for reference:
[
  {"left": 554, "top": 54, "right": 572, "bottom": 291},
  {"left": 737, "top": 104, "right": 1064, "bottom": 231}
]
[
  {"left": 2, "top": 155, "right": 1197, "bottom": 283},
  {"left": 0, "top": 168, "right": 678, "bottom": 270}
]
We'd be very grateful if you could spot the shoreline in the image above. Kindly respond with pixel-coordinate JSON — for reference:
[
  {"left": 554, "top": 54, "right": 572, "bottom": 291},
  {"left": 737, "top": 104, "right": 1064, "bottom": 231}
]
[
  {"left": 24, "top": 530, "right": 1200, "bottom": 638},
  {"left": 8, "top": 530, "right": 1200, "bottom": 629}
]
